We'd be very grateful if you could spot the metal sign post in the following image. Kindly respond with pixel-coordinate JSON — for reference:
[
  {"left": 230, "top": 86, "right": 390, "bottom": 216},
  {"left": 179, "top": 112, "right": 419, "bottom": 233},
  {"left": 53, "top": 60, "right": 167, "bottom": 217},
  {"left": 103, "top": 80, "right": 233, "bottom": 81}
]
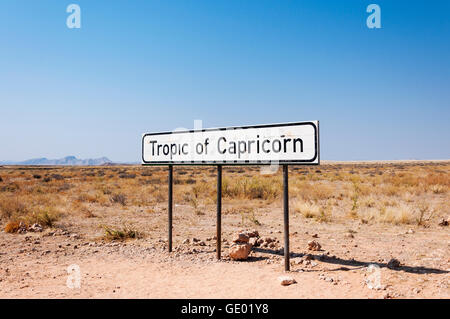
[
  {"left": 142, "top": 121, "right": 319, "bottom": 271},
  {"left": 283, "top": 164, "right": 290, "bottom": 271},
  {"left": 216, "top": 165, "right": 222, "bottom": 260},
  {"left": 168, "top": 165, "right": 173, "bottom": 252}
]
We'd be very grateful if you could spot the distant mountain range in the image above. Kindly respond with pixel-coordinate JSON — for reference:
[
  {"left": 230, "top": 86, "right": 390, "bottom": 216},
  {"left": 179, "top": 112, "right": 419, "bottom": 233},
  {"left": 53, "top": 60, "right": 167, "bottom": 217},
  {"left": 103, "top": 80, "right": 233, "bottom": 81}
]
[{"left": 0, "top": 156, "right": 115, "bottom": 166}]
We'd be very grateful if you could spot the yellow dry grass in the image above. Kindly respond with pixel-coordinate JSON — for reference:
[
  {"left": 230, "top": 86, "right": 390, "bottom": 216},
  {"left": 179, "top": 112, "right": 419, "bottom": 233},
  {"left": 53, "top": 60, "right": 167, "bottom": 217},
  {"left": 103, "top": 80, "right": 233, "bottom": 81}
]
[{"left": 0, "top": 162, "right": 448, "bottom": 233}]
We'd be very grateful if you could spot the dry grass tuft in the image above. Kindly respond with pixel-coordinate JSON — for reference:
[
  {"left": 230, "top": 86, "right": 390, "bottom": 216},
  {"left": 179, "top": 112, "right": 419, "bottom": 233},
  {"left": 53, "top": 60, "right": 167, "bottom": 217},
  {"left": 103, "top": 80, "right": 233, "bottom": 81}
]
[
  {"left": 103, "top": 224, "right": 142, "bottom": 240},
  {"left": 4, "top": 220, "right": 23, "bottom": 233},
  {"left": 110, "top": 193, "right": 127, "bottom": 206},
  {"left": 223, "top": 176, "right": 280, "bottom": 200}
]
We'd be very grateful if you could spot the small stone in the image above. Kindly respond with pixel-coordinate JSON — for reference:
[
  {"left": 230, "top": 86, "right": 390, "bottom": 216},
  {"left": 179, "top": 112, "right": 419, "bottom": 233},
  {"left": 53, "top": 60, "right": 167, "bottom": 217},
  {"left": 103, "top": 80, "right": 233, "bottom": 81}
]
[
  {"left": 28, "top": 223, "right": 43, "bottom": 232},
  {"left": 307, "top": 240, "right": 322, "bottom": 251},
  {"left": 345, "top": 233, "right": 354, "bottom": 239},
  {"left": 387, "top": 258, "right": 401, "bottom": 269},
  {"left": 312, "top": 234, "right": 318, "bottom": 238},
  {"left": 406, "top": 229, "right": 415, "bottom": 234},
  {"left": 279, "top": 276, "right": 297, "bottom": 286},
  {"left": 249, "top": 237, "right": 258, "bottom": 247},
  {"left": 233, "top": 233, "right": 249, "bottom": 244},
  {"left": 438, "top": 218, "right": 448, "bottom": 226},
  {"left": 243, "top": 230, "right": 259, "bottom": 238},
  {"left": 182, "top": 238, "right": 190, "bottom": 244}
]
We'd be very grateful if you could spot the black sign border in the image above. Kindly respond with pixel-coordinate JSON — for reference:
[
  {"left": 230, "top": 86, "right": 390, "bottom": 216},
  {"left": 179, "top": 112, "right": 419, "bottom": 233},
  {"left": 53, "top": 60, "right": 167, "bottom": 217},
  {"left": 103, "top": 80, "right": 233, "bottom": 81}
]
[{"left": 142, "top": 121, "right": 319, "bottom": 166}]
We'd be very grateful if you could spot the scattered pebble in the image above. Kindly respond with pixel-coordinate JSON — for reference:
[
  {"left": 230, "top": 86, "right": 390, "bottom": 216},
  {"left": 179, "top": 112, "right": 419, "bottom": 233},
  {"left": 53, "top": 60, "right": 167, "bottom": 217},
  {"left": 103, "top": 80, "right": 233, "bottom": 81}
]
[{"left": 279, "top": 276, "right": 297, "bottom": 286}]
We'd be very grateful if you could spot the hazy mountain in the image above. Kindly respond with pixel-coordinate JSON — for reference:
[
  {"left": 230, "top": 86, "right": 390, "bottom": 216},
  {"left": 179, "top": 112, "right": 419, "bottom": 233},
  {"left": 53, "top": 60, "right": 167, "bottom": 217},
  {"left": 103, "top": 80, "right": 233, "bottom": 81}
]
[{"left": 0, "top": 156, "right": 113, "bottom": 166}]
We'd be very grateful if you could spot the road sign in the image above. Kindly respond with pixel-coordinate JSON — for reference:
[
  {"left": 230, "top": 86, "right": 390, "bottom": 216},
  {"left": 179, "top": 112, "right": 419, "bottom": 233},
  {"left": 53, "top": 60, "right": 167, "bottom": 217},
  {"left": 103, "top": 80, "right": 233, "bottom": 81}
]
[{"left": 142, "top": 121, "right": 319, "bottom": 165}]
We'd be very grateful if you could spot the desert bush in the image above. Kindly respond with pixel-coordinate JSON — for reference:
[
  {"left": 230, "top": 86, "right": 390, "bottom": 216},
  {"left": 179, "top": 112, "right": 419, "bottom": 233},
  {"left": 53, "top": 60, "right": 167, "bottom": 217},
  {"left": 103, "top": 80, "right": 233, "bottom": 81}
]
[
  {"left": 4, "top": 221, "right": 23, "bottom": 233},
  {"left": 293, "top": 181, "right": 335, "bottom": 201},
  {"left": 422, "top": 173, "right": 450, "bottom": 186},
  {"left": 185, "top": 178, "right": 196, "bottom": 184},
  {"left": 110, "top": 193, "right": 127, "bottom": 206},
  {"left": 51, "top": 174, "right": 64, "bottom": 180},
  {"left": 77, "top": 193, "right": 99, "bottom": 203},
  {"left": 429, "top": 185, "right": 447, "bottom": 194},
  {"left": 294, "top": 201, "right": 321, "bottom": 219},
  {"left": 0, "top": 197, "right": 28, "bottom": 219},
  {"left": 25, "top": 208, "right": 60, "bottom": 227},
  {"left": 58, "top": 183, "right": 73, "bottom": 192},
  {"left": 119, "top": 173, "right": 136, "bottom": 179},
  {"left": 103, "top": 225, "right": 141, "bottom": 240},
  {"left": 294, "top": 200, "right": 331, "bottom": 222},
  {"left": 222, "top": 177, "right": 280, "bottom": 200},
  {"left": 80, "top": 206, "right": 96, "bottom": 218},
  {"left": 192, "top": 182, "right": 213, "bottom": 199},
  {"left": 141, "top": 171, "right": 153, "bottom": 177},
  {"left": 0, "top": 182, "right": 20, "bottom": 193},
  {"left": 379, "top": 204, "right": 415, "bottom": 224},
  {"left": 33, "top": 174, "right": 42, "bottom": 179},
  {"left": 146, "top": 178, "right": 162, "bottom": 184}
]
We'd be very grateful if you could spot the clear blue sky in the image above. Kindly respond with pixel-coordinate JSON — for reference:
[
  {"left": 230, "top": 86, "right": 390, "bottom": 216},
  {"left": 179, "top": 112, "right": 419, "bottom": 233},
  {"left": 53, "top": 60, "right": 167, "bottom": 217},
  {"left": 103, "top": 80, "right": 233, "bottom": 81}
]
[{"left": 1, "top": 0, "right": 449, "bottom": 162}]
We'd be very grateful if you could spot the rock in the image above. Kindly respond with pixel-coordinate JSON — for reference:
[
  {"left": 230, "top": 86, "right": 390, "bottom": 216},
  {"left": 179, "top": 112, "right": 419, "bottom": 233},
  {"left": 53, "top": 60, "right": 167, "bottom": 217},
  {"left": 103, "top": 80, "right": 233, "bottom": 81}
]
[
  {"left": 16, "top": 222, "right": 28, "bottom": 234},
  {"left": 406, "top": 229, "right": 415, "bottom": 234},
  {"left": 312, "top": 234, "right": 318, "bottom": 238},
  {"left": 344, "top": 233, "right": 354, "bottom": 239},
  {"left": 263, "top": 237, "right": 274, "bottom": 244},
  {"left": 438, "top": 218, "right": 448, "bottom": 226},
  {"left": 233, "top": 233, "right": 249, "bottom": 244},
  {"left": 70, "top": 233, "right": 80, "bottom": 239},
  {"left": 192, "top": 238, "right": 200, "bottom": 243},
  {"left": 229, "top": 243, "right": 252, "bottom": 260},
  {"left": 182, "top": 239, "right": 190, "bottom": 244},
  {"left": 279, "top": 276, "right": 297, "bottom": 286},
  {"left": 243, "top": 230, "right": 259, "bottom": 238},
  {"left": 249, "top": 237, "right": 258, "bottom": 247},
  {"left": 387, "top": 258, "right": 401, "bottom": 269},
  {"left": 307, "top": 240, "right": 322, "bottom": 251},
  {"left": 28, "top": 223, "right": 43, "bottom": 232}
]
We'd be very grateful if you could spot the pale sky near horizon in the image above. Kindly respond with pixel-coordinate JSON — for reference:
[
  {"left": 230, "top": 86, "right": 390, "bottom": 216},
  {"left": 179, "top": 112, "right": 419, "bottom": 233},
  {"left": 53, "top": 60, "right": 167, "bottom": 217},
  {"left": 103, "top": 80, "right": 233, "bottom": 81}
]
[{"left": 0, "top": 0, "right": 449, "bottom": 162}]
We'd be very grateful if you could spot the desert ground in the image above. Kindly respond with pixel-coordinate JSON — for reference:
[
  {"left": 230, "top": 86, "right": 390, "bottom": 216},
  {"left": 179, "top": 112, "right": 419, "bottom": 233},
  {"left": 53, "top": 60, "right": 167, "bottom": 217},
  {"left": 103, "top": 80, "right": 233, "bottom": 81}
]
[{"left": 0, "top": 161, "right": 448, "bottom": 298}]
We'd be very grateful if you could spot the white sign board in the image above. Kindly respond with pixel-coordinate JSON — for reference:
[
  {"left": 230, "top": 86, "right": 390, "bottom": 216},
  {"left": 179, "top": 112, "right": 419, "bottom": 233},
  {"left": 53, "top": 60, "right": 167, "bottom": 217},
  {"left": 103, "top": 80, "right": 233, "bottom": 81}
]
[{"left": 142, "top": 121, "right": 319, "bottom": 165}]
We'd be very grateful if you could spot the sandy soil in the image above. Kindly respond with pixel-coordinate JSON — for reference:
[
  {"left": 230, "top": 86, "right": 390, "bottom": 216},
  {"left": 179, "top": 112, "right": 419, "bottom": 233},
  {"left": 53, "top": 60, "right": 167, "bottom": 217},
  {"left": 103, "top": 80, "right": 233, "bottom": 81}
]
[
  {"left": 0, "top": 211, "right": 448, "bottom": 298},
  {"left": 0, "top": 162, "right": 449, "bottom": 298}
]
